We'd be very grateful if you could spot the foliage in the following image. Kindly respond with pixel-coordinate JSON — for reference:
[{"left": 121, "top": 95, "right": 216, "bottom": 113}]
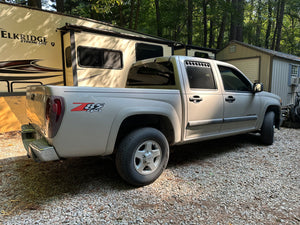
[{"left": 4, "top": 0, "right": 300, "bottom": 56}]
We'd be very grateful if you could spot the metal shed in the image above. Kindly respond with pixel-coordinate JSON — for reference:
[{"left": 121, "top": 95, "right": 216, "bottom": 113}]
[{"left": 217, "top": 41, "right": 300, "bottom": 106}]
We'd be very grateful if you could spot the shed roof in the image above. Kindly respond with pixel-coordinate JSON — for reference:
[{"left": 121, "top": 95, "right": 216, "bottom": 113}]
[{"left": 227, "top": 41, "right": 300, "bottom": 63}]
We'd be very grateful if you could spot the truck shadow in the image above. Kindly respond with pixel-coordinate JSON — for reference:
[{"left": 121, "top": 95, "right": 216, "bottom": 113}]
[
  {"left": 1, "top": 155, "right": 123, "bottom": 213},
  {"left": 168, "top": 133, "right": 261, "bottom": 167},
  {"left": 1, "top": 133, "right": 261, "bottom": 213}
]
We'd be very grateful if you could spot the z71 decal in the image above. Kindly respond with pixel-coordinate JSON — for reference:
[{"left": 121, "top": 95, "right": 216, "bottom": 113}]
[{"left": 71, "top": 103, "right": 105, "bottom": 113}]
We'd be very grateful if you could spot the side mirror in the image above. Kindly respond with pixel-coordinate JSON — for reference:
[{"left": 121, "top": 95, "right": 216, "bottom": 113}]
[{"left": 253, "top": 83, "right": 263, "bottom": 93}]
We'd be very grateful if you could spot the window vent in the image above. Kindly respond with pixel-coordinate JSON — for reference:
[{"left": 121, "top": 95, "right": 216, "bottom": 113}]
[{"left": 185, "top": 61, "right": 210, "bottom": 68}]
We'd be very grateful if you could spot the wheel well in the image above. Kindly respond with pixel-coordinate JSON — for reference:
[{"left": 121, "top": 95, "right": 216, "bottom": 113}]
[
  {"left": 114, "top": 114, "right": 175, "bottom": 152},
  {"left": 266, "top": 105, "right": 281, "bottom": 128}
]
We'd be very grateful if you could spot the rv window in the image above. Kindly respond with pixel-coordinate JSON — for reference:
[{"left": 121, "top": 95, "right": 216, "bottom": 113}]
[
  {"left": 65, "top": 47, "right": 72, "bottom": 68},
  {"left": 77, "top": 46, "right": 123, "bottom": 69},
  {"left": 127, "top": 61, "right": 175, "bottom": 87},
  {"left": 136, "top": 43, "right": 163, "bottom": 61},
  {"left": 11, "top": 81, "right": 43, "bottom": 93},
  {"left": 194, "top": 52, "right": 209, "bottom": 59}
]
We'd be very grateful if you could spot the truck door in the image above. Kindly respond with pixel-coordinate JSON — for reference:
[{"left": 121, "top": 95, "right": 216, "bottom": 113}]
[
  {"left": 218, "top": 65, "right": 261, "bottom": 133},
  {"left": 62, "top": 32, "right": 75, "bottom": 86},
  {"left": 183, "top": 60, "right": 224, "bottom": 140}
]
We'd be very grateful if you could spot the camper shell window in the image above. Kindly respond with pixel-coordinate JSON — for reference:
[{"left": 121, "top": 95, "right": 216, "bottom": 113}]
[
  {"left": 136, "top": 43, "right": 163, "bottom": 61},
  {"left": 127, "top": 61, "right": 175, "bottom": 87},
  {"left": 77, "top": 46, "right": 123, "bottom": 69}
]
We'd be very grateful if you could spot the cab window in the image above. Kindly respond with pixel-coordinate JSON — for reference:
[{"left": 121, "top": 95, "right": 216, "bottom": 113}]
[{"left": 185, "top": 61, "right": 216, "bottom": 89}]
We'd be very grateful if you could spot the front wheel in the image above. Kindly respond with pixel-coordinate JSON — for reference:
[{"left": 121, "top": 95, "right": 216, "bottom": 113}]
[
  {"left": 260, "top": 111, "right": 275, "bottom": 145},
  {"left": 115, "top": 127, "right": 169, "bottom": 186}
]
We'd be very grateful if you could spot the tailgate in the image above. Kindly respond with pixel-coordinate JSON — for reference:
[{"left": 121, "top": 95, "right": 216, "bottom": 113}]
[{"left": 25, "top": 85, "right": 48, "bottom": 135}]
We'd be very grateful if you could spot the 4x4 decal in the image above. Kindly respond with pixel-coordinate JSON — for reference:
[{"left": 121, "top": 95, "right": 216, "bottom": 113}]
[{"left": 71, "top": 103, "right": 105, "bottom": 112}]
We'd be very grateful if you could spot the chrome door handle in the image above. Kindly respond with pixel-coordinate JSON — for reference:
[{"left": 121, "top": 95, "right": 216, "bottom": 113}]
[
  {"left": 225, "top": 96, "right": 235, "bottom": 103},
  {"left": 189, "top": 95, "right": 203, "bottom": 103}
]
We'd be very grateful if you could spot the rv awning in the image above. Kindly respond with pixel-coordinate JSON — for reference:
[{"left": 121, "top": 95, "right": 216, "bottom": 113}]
[{"left": 59, "top": 24, "right": 179, "bottom": 47}]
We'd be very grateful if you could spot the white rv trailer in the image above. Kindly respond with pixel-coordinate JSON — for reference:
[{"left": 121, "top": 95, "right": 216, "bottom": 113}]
[
  {"left": 174, "top": 45, "right": 217, "bottom": 59},
  {"left": 0, "top": 2, "right": 177, "bottom": 94}
]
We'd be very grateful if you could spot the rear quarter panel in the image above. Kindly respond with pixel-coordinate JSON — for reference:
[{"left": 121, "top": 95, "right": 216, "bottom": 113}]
[{"left": 49, "top": 86, "right": 182, "bottom": 158}]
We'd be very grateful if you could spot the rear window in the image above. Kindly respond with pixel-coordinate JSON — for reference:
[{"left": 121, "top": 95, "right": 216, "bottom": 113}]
[
  {"left": 77, "top": 46, "right": 123, "bottom": 69},
  {"left": 127, "top": 61, "right": 175, "bottom": 87}
]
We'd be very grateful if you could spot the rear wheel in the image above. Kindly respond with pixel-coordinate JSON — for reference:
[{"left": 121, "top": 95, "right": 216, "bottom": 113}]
[
  {"left": 260, "top": 111, "right": 275, "bottom": 145},
  {"left": 115, "top": 127, "right": 169, "bottom": 186}
]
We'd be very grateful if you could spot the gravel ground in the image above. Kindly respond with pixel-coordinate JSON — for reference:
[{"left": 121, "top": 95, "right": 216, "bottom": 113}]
[{"left": 0, "top": 128, "right": 299, "bottom": 224}]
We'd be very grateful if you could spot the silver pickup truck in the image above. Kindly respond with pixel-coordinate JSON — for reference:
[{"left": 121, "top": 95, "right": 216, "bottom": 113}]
[{"left": 22, "top": 56, "right": 281, "bottom": 186}]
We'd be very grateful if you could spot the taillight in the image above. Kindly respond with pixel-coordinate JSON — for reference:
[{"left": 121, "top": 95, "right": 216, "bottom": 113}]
[{"left": 45, "top": 96, "right": 65, "bottom": 138}]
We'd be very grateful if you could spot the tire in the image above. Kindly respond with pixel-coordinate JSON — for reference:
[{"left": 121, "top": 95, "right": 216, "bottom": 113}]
[
  {"left": 294, "top": 105, "right": 300, "bottom": 122},
  {"left": 115, "top": 127, "right": 169, "bottom": 186},
  {"left": 260, "top": 111, "right": 275, "bottom": 145}
]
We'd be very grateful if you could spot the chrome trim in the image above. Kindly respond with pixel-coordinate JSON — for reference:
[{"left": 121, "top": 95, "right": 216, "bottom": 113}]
[
  {"left": 29, "top": 140, "right": 60, "bottom": 162},
  {"left": 187, "top": 118, "right": 223, "bottom": 127},
  {"left": 21, "top": 124, "right": 60, "bottom": 162},
  {"left": 187, "top": 115, "right": 257, "bottom": 127},
  {"left": 224, "top": 115, "right": 258, "bottom": 123}
]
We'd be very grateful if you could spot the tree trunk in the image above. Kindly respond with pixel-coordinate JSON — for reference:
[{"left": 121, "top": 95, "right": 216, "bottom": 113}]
[
  {"left": 134, "top": 0, "right": 140, "bottom": 30},
  {"left": 255, "top": 0, "right": 262, "bottom": 46},
  {"left": 271, "top": 0, "right": 280, "bottom": 50},
  {"left": 217, "top": 0, "right": 230, "bottom": 49},
  {"left": 265, "top": 0, "right": 272, "bottom": 48},
  {"left": 28, "top": 0, "right": 41, "bottom": 8},
  {"left": 187, "top": 0, "right": 193, "bottom": 45},
  {"left": 155, "top": 0, "right": 162, "bottom": 36},
  {"left": 236, "top": 0, "right": 244, "bottom": 42},
  {"left": 129, "top": 0, "right": 135, "bottom": 29},
  {"left": 209, "top": 19, "right": 214, "bottom": 48},
  {"left": 119, "top": 3, "right": 124, "bottom": 27},
  {"left": 56, "top": 0, "right": 64, "bottom": 13},
  {"left": 203, "top": 0, "right": 208, "bottom": 47},
  {"left": 230, "top": 0, "right": 244, "bottom": 42},
  {"left": 275, "top": 0, "right": 285, "bottom": 51},
  {"left": 230, "top": 0, "right": 237, "bottom": 41}
]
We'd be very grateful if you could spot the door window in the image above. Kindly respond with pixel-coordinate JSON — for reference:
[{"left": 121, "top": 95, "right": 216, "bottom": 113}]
[{"left": 218, "top": 65, "right": 252, "bottom": 92}]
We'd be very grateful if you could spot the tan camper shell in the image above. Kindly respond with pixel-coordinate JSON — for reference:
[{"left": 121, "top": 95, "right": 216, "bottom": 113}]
[{"left": 0, "top": 2, "right": 176, "bottom": 94}]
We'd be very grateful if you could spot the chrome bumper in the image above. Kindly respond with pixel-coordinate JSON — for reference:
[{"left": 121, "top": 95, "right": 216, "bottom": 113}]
[{"left": 21, "top": 124, "right": 60, "bottom": 162}]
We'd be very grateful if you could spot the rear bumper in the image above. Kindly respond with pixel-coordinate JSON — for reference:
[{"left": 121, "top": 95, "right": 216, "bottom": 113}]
[{"left": 21, "top": 124, "right": 60, "bottom": 162}]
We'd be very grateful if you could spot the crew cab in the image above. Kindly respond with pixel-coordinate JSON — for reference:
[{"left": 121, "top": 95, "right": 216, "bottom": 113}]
[{"left": 22, "top": 56, "right": 281, "bottom": 186}]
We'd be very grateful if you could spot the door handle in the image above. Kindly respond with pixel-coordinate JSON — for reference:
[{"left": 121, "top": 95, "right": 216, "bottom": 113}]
[
  {"left": 189, "top": 95, "right": 203, "bottom": 103},
  {"left": 225, "top": 96, "right": 235, "bottom": 103}
]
